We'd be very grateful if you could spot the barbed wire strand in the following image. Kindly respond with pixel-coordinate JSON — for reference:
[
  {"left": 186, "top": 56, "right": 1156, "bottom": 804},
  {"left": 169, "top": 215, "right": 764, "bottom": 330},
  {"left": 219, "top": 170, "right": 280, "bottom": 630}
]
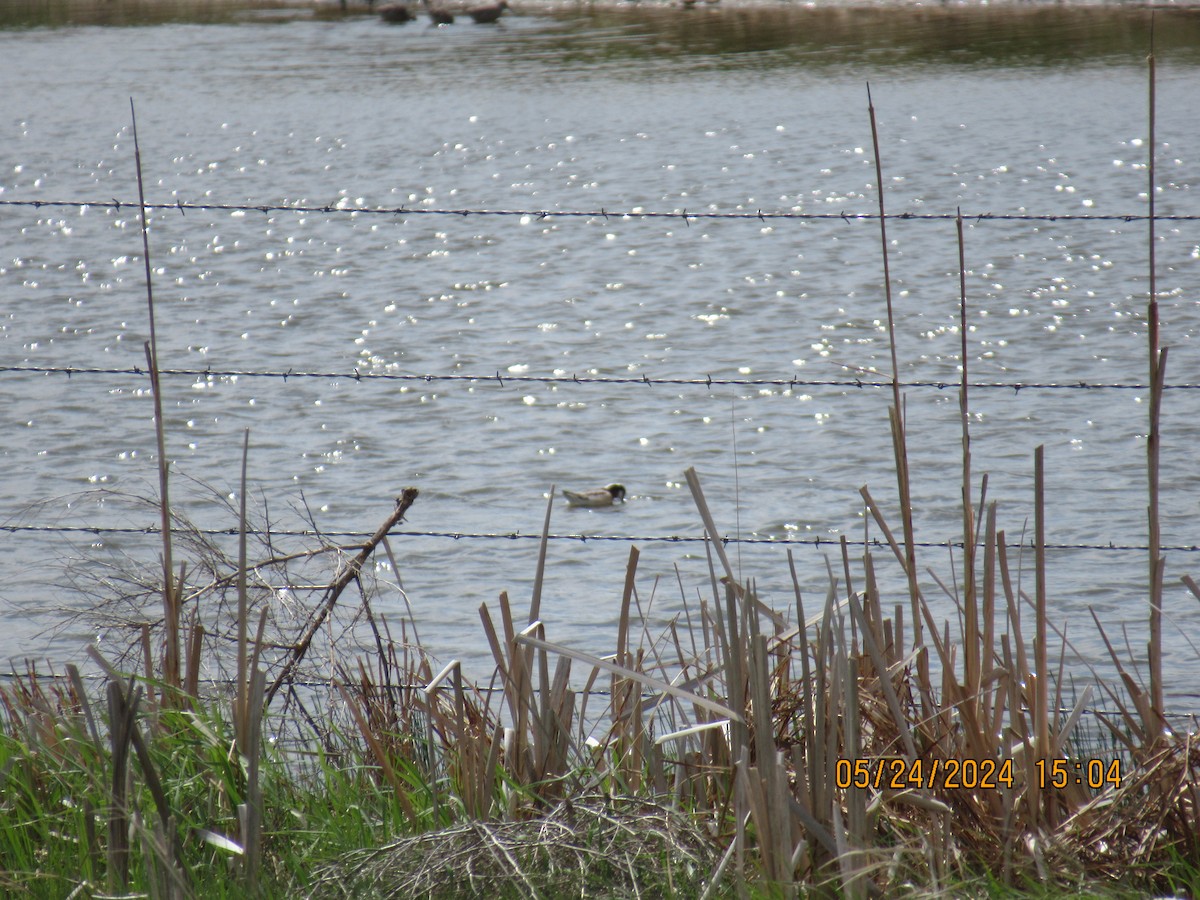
[
  {"left": 0, "top": 668, "right": 1193, "bottom": 723},
  {"left": 4, "top": 197, "right": 1200, "bottom": 223},
  {"left": 2, "top": 364, "right": 1196, "bottom": 394},
  {"left": 1, "top": 522, "right": 1195, "bottom": 554}
]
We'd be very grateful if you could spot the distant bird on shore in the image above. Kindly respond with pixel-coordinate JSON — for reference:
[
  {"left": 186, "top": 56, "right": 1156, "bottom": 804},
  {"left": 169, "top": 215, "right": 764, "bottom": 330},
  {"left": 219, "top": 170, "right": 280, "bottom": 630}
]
[
  {"left": 378, "top": 2, "right": 415, "bottom": 22},
  {"left": 563, "top": 484, "right": 627, "bottom": 508},
  {"left": 424, "top": 0, "right": 455, "bottom": 23},
  {"left": 466, "top": 0, "right": 508, "bottom": 23}
]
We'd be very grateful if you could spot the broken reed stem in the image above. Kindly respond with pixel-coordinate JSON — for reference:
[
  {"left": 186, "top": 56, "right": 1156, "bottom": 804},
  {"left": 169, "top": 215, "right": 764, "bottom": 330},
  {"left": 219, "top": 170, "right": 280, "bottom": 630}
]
[
  {"left": 867, "top": 83, "right": 922, "bottom": 647},
  {"left": 1145, "top": 16, "right": 1165, "bottom": 717},
  {"left": 266, "top": 489, "right": 419, "bottom": 703},
  {"left": 131, "top": 99, "right": 179, "bottom": 691},
  {"left": 529, "top": 486, "right": 555, "bottom": 624}
]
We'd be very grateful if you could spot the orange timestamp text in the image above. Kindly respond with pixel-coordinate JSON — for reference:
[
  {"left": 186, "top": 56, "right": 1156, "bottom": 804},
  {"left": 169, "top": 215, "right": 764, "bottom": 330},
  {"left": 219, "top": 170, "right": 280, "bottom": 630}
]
[
  {"left": 1033, "top": 757, "right": 1123, "bottom": 789},
  {"left": 835, "top": 757, "right": 1124, "bottom": 791},
  {"left": 836, "top": 757, "right": 1013, "bottom": 791}
]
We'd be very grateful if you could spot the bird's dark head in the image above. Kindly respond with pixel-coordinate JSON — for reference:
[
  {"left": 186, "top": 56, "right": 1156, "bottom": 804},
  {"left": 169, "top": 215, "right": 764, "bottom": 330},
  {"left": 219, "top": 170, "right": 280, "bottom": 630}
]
[{"left": 606, "top": 484, "right": 627, "bottom": 502}]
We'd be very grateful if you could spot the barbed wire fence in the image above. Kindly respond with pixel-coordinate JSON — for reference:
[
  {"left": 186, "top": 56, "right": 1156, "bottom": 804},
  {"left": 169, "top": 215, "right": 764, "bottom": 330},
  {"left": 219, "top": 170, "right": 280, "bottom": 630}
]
[
  {"left": 3, "top": 195, "right": 1198, "bottom": 549},
  {"left": 3, "top": 191, "right": 1199, "bottom": 717}
]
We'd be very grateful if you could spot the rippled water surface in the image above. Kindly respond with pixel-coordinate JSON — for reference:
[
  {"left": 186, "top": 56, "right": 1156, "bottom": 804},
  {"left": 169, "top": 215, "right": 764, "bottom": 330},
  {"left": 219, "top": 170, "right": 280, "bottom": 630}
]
[{"left": 3, "top": 2, "right": 1200, "bottom": 705}]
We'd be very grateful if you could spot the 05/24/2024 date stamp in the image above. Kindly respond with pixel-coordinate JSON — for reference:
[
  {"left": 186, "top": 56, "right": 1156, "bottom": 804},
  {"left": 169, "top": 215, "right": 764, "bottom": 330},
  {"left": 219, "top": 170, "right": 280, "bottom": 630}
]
[{"left": 835, "top": 757, "right": 1123, "bottom": 791}]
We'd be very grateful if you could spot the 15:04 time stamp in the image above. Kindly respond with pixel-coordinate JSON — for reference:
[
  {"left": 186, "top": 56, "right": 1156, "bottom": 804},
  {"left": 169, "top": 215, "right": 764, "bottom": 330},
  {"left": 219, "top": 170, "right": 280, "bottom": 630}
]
[
  {"left": 1034, "top": 757, "right": 1123, "bottom": 789},
  {"left": 835, "top": 757, "right": 1123, "bottom": 791}
]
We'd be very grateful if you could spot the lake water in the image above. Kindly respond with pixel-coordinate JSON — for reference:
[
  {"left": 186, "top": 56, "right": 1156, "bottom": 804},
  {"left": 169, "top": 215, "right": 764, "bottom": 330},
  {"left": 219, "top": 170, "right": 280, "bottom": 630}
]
[{"left": 2, "top": 1, "right": 1200, "bottom": 712}]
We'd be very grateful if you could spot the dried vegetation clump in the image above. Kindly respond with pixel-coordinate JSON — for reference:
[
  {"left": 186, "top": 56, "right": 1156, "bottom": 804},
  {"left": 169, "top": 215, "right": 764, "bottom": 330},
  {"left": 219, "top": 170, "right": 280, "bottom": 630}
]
[{"left": 308, "top": 795, "right": 719, "bottom": 899}]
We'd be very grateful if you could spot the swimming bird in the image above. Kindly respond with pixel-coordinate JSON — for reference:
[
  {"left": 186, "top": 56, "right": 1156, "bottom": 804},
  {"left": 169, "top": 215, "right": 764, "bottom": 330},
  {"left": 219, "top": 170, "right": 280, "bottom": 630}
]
[
  {"left": 424, "top": 0, "right": 454, "bottom": 23},
  {"left": 466, "top": 0, "right": 507, "bottom": 23},
  {"left": 378, "top": 2, "right": 415, "bottom": 22},
  {"left": 563, "top": 484, "right": 627, "bottom": 508}
]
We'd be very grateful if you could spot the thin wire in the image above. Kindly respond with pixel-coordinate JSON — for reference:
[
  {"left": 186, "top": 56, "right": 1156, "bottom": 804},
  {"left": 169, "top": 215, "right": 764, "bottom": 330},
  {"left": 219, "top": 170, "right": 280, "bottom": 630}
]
[
  {"left": 2, "top": 197, "right": 1198, "bottom": 223},
  {"left": 2, "top": 522, "right": 1196, "bottom": 554},
  {"left": 2, "top": 364, "right": 1196, "bottom": 393},
  {"left": 0, "top": 669, "right": 1193, "bottom": 722}
]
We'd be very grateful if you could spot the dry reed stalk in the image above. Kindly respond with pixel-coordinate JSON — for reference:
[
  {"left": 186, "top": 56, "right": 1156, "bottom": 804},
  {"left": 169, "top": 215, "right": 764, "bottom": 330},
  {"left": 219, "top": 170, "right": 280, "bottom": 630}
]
[
  {"left": 750, "top": 629, "right": 786, "bottom": 862},
  {"left": 183, "top": 604, "right": 204, "bottom": 698},
  {"left": 866, "top": 86, "right": 921, "bottom": 657},
  {"left": 684, "top": 467, "right": 759, "bottom": 775},
  {"left": 241, "top": 621, "right": 269, "bottom": 882},
  {"left": 138, "top": 812, "right": 189, "bottom": 900},
  {"left": 528, "top": 487, "right": 554, "bottom": 624},
  {"left": 980, "top": 496, "right": 997, "bottom": 730},
  {"left": 105, "top": 678, "right": 137, "bottom": 891},
  {"left": 722, "top": 576, "right": 751, "bottom": 777},
  {"left": 512, "top": 629, "right": 741, "bottom": 725},
  {"left": 130, "top": 101, "right": 181, "bottom": 694},
  {"left": 334, "top": 679, "right": 419, "bottom": 823},
  {"left": 612, "top": 545, "right": 640, "bottom": 784},
  {"left": 491, "top": 593, "right": 535, "bottom": 787},
  {"left": 140, "top": 623, "right": 155, "bottom": 705},
  {"left": 808, "top": 581, "right": 837, "bottom": 849},
  {"left": 68, "top": 662, "right": 103, "bottom": 750},
  {"left": 487, "top": 596, "right": 576, "bottom": 800},
  {"left": 1088, "top": 612, "right": 1153, "bottom": 749},
  {"left": 235, "top": 429, "right": 251, "bottom": 733},
  {"left": 1033, "top": 445, "right": 1051, "bottom": 828},
  {"left": 127, "top": 711, "right": 188, "bottom": 894},
  {"left": 785, "top": 550, "right": 816, "bottom": 807},
  {"left": 846, "top": 591, "right": 916, "bottom": 763},
  {"left": 422, "top": 659, "right": 458, "bottom": 823},
  {"left": 228, "top": 428, "right": 266, "bottom": 888},
  {"left": 523, "top": 621, "right": 575, "bottom": 795},
  {"left": 956, "top": 209, "right": 983, "bottom": 729},
  {"left": 844, "top": 648, "right": 871, "bottom": 893},
  {"left": 1145, "top": 18, "right": 1166, "bottom": 719}
]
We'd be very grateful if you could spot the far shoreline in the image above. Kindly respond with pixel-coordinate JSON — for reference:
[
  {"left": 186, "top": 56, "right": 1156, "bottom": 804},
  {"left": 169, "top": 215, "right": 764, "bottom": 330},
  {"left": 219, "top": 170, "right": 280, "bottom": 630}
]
[{"left": 5, "top": 0, "right": 1195, "bottom": 31}]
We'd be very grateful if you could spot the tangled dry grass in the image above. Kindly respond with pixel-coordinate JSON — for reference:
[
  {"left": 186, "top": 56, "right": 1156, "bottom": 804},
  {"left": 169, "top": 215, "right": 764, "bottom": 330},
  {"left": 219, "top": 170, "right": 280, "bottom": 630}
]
[{"left": 308, "top": 795, "right": 719, "bottom": 899}]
